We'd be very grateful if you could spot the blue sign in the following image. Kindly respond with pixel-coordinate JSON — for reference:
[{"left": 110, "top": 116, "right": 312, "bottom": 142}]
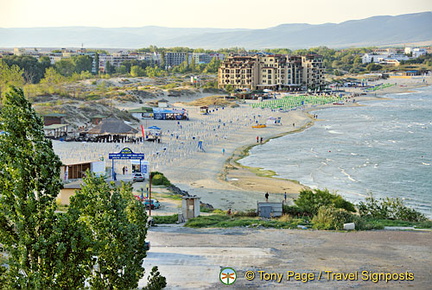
[{"left": 109, "top": 147, "right": 144, "bottom": 160}]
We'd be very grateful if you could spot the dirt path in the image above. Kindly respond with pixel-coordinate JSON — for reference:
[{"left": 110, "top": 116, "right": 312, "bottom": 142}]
[{"left": 142, "top": 226, "right": 432, "bottom": 289}]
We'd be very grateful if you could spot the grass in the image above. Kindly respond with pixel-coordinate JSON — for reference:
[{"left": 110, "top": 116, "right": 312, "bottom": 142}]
[
  {"left": 184, "top": 213, "right": 432, "bottom": 231},
  {"left": 153, "top": 214, "right": 178, "bottom": 224},
  {"left": 185, "top": 214, "right": 308, "bottom": 229},
  {"left": 357, "top": 218, "right": 432, "bottom": 230}
]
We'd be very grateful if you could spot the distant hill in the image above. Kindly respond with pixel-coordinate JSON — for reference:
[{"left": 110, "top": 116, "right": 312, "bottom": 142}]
[{"left": 0, "top": 12, "right": 431, "bottom": 49}]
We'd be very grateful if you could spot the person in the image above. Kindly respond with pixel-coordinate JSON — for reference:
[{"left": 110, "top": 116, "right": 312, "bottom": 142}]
[
  {"left": 284, "top": 192, "right": 287, "bottom": 203},
  {"left": 222, "top": 148, "right": 225, "bottom": 155},
  {"left": 265, "top": 192, "right": 269, "bottom": 202},
  {"left": 260, "top": 137, "right": 263, "bottom": 144},
  {"left": 256, "top": 136, "right": 259, "bottom": 143},
  {"left": 227, "top": 208, "right": 232, "bottom": 216}
]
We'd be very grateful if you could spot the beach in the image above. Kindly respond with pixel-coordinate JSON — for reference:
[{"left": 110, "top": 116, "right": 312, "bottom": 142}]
[{"left": 53, "top": 76, "right": 432, "bottom": 212}]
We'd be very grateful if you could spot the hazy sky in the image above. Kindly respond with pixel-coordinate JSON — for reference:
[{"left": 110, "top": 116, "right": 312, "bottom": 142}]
[{"left": 1, "top": 0, "right": 431, "bottom": 29}]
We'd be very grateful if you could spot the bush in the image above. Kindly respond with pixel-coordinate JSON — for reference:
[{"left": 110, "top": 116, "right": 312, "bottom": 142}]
[
  {"left": 312, "top": 206, "right": 356, "bottom": 230},
  {"left": 357, "top": 194, "right": 427, "bottom": 222},
  {"left": 232, "top": 209, "right": 257, "bottom": 217},
  {"left": 282, "top": 205, "right": 304, "bottom": 216},
  {"left": 295, "top": 188, "right": 356, "bottom": 216},
  {"left": 153, "top": 214, "right": 178, "bottom": 224},
  {"left": 150, "top": 171, "right": 171, "bottom": 186}
]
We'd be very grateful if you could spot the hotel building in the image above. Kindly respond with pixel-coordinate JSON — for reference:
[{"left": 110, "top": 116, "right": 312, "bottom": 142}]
[{"left": 218, "top": 53, "right": 325, "bottom": 91}]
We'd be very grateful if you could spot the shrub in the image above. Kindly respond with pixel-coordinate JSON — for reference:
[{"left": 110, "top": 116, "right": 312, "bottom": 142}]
[
  {"left": 282, "top": 205, "right": 304, "bottom": 216},
  {"left": 357, "top": 194, "right": 427, "bottom": 222},
  {"left": 312, "top": 206, "right": 356, "bottom": 230},
  {"left": 295, "top": 188, "right": 356, "bottom": 216},
  {"left": 150, "top": 171, "right": 171, "bottom": 186},
  {"left": 153, "top": 214, "right": 178, "bottom": 224},
  {"left": 232, "top": 209, "right": 257, "bottom": 217}
]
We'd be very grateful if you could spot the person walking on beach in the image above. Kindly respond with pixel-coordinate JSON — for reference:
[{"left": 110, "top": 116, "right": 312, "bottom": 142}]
[
  {"left": 265, "top": 192, "right": 269, "bottom": 202},
  {"left": 222, "top": 148, "right": 225, "bottom": 155},
  {"left": 260, "top": 137, "right": 263, "bottom": 144},
  {"left": 284, "top": 192, "right": 287, "bottom": 203},
  {"left": 256, "top": 136, "right": 259, "bottom": 143}
]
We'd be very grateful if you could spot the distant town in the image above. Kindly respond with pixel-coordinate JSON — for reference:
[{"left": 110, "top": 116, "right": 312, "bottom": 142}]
[{"left": 1, "top": 45, "right": 431, "bottom": 92}]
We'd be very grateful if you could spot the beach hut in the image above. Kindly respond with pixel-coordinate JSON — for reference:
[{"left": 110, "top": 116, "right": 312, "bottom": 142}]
[
  {"left": 157, "top": 99, "right": 169, "bottom": 108},
  {"left": 86, "top": 117, "right": 138, "bottom": 142},
  {"left": 43, "top": 124, "right": 69, "bottom": 139},
  {"left": 43, "top": 113, "right": 66, "bottom": 126}
]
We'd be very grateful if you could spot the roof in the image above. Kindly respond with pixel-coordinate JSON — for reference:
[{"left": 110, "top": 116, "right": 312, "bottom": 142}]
[
  {"left": 44, "top": 113, "right": 66, "bottom": 117},
  {"left": 91, "top": 114, "right": 107, "bottom": 119},
  {"left": 86, "top": 117, "right": 138, "bottom": 135},
  {"left": 44, "top": 124, "right": 68, "bottom": 130},
  {"left": 129, "top": 107, "right": 153, "bottom": 113}
]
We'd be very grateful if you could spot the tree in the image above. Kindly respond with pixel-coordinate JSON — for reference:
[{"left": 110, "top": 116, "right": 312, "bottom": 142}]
[
  {"left": 69, "top": 173, "right": 150, "bottom": 289},
  {"left": 40, "top": 67, "right": 66, "bottom": 85},
  {"left": 0, "top": 87, "right": 164, "bottom": 289},
  {"left": 55, "top": 58, "right": 75, "bottom": 77},
  {"left": 203, "top": 57, "right": 220, "bottom": 74},
  {"left": 0, "top": 86, "right": 64, "bottom": 288},
  {"left": 72, "top": 55, "right": 93, "bottom": 74},
  {"left": 294, "top": 188, "right": 355, "bottom": 216},
  {"left": 0, "top": 60, "right": 25, "bottom": 96},
  {"left": 2, "top": 55, "right": 50, "bottom": 84},
  {"left": 105, "top": 61, "right": 116, "bottom": 74},
  {"left": 130, "top": 65, "right": 146, "bottom": 77}
]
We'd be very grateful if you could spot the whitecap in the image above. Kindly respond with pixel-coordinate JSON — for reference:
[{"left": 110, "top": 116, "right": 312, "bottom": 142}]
[{"left": 328, "top": 130, "right": 344, "bottom": 135}]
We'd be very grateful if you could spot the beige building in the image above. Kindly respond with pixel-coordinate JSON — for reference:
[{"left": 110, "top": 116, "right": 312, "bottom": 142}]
[{"left": 218, "top": 54, "right": 325, "bottom": 91}]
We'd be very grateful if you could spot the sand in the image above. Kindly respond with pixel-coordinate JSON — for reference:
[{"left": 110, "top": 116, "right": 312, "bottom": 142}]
[{"left": 54, "top": 76, "right": 432, "bottom": 211}]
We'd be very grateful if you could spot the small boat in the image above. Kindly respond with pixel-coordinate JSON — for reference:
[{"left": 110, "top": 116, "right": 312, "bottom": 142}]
[{"left": 252, "top": 124, "right": 267, "bottom": 128}]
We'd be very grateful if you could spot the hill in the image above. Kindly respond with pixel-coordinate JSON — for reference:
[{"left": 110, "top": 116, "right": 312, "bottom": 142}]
[{"left": 0, "top": 12, "right": 431, "bottom": 49}]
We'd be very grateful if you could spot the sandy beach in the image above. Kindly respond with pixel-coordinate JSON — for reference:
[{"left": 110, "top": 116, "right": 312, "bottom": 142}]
[{"left": 53, "top": 75, "right": 432, "bottom": 211}]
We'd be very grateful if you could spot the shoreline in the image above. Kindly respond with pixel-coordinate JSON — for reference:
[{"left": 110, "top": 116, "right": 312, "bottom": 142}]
[
  {"left": 213, "top": 77, "right": 432, "bottom": 210},
  {"left": 53, "top": 76, "right": 432, "bottom": 212}
]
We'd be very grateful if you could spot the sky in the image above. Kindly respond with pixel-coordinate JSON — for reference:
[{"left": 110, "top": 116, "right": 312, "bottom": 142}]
[{"left": 0, "top": 0, "right": 431, "bottom": 29}]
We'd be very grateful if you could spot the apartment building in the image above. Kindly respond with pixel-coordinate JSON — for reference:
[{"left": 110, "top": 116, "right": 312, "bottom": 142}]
[
  {"left": 165, "top": 52, "right": 188, "bottom": 68},
  {"left": 218, "top": 54, "right": 325, "bottom": 91},
  {"left": 218, "top": 55, "right": 260, "bottom": 90}
]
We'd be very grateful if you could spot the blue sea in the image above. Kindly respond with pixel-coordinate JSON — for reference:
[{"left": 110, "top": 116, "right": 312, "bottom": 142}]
[{"left": 240, "top": 85, "right": 432, "bottom": 218}]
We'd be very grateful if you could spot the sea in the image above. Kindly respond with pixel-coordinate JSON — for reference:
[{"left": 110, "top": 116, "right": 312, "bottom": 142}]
[{"left": 240, "top": 85, "right": 432, "bottom": 218}]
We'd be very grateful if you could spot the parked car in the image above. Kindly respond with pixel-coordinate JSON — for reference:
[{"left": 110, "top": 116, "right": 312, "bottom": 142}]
[
  {"left": 133, "top": 195, "right": 146, "bottom": 202},
  {"left": 133, "top": 173, "right": 145, "bottom": 182},
  {"left": 144, "top": 199, "right": 160, "bottom": 209},
  {"left": 144, "top": 241, "right": 150, "bottom": 251}
]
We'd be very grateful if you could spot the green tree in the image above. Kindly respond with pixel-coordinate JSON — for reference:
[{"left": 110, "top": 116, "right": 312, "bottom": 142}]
[
  {"left": 70, "top": 173, "right": 151, "bottom": 289},
  {"left": 105, "top": 61, "right": 116, "bottom": 74},
  {"left": 0, "top": 86, "right": 64, "bottom": 288},
  {"left": 72, "top": 55, "right": 93, "bottom": 74},
  {"left": 203, "top": 57, "right": 221, "bottom": 74},
  {"left": 55, "top": 58, "right": 75, "bottom": 77},
  {"left": 0, "top": 60, "right": 25, "bottom": 96},
  {"left": 130, "top": 65, "right": 146, "bottom": 77},
  {"left": 2, "top": 55, "right": 50, "bottom": 84},
  {"left": 294, "top": 188, "right": 355, "bottom": 216},
  {"left": 366, "top": 63, "right": 382, "bottom": 72},
  {"left": 40, "top": 67, "right": 66, "bottom": 84}
]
